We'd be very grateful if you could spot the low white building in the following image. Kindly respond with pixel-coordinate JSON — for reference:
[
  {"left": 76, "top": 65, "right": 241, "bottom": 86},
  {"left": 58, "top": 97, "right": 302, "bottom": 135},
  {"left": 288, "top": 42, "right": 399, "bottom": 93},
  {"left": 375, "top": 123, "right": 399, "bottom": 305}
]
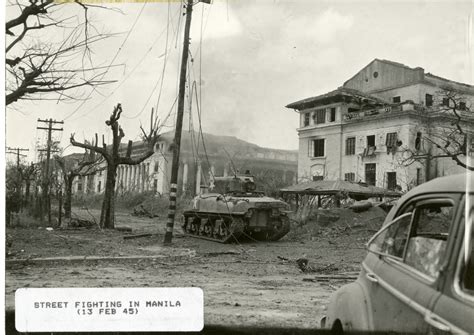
[
  {"left": 72, "top": 131, "right": 298, "bottom": 196},
  {"left": 287, "top": 59, "right": 474, "bottom": 191}
]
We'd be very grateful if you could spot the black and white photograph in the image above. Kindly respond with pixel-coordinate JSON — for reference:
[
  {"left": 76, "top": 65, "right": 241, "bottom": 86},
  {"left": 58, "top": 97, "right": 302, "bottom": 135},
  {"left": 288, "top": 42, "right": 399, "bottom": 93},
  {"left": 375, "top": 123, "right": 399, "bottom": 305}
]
[{"left": 4, "top": 0, "right": 474, "bottom": 333}]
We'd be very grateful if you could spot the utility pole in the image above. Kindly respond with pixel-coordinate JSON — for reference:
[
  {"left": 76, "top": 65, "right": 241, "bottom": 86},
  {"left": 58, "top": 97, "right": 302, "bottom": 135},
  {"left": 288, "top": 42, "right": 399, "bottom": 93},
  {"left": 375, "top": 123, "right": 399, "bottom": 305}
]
[
  {"left": 6, "top": 147, "right": 29, "bottom": 208},
  {"left": 164, "top": 0, "right": 210, "bottom": 244},
  {"left": 37, "top": 118, "right": 63, "bottom": 224},
  {"left": 6, "top": 147, "right": 29, "bottom": 170}
]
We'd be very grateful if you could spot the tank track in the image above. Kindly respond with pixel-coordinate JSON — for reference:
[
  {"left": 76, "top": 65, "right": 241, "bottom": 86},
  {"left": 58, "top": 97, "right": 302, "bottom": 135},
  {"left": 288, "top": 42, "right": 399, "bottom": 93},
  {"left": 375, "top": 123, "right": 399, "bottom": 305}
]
[
  {"left": 267, "top": 218, "right": 291, "bottom": 241},
  {"left": 250, "top": 217, "right": 291, "bottom": 241},
  {"left": 182, "top": 211, "right": 245, "bottom": 243}
]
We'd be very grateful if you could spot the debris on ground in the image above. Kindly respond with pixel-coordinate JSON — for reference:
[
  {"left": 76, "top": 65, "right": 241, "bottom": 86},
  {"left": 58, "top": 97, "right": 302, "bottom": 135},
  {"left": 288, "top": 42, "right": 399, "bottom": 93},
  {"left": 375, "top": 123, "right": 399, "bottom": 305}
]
[
  {"left": 123, "top": 233, "right": 153, "bottom": 240},
  {"left": 288, "top": 206, "right": 387, "bottom": 242},
  {"left": 350, "top": 200, "right": 373, "bottom": 212},
  {"left": 302, "top": 274, "right": 358, "bottom": 282},
  {"left": 116, "top": 226, "right": 133, "bottom": 232},
  {"left": 296, "top": 259, "right": 339, "bottom": 273},
  {"left": 67, "top": 218, "right": 96, "bottom": 229},
  {"left": 132, "top": 204, "right": 159, "bottom": 218}
]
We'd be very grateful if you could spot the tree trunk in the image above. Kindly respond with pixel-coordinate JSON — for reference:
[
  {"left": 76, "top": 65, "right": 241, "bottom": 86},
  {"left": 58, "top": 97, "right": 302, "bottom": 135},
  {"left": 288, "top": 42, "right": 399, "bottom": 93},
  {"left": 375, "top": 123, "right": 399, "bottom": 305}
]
[
  {"left": 64, "top": 176, "right": 73, "bottom": 219},
  {"left": 100, "top": 165, "right": 117, "bottom": 229}
]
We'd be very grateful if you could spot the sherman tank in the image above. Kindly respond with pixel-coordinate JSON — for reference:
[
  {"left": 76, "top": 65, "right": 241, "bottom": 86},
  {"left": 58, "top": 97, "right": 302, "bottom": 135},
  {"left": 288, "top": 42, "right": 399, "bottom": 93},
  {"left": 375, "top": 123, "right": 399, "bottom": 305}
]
[{"left": 182, "top": 173, "right": 291, "bottom": 243}]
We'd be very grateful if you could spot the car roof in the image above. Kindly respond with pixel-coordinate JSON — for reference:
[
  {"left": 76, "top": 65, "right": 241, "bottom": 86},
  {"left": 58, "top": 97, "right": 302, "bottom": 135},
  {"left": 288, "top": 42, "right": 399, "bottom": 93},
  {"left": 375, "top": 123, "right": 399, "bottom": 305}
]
[
  {"left": 384, "top": 173, "right": 473, "bottom": 225},
  {"left": 408, "top": 173, "right": 474, "bottom": 195}
]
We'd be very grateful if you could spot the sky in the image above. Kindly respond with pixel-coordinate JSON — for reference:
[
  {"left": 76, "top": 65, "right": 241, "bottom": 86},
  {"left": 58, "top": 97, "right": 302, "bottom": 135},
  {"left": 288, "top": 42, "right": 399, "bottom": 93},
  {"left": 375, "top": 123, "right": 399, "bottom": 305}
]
[{"left": 5, "top": 0, "right": 474, "bottom": 164}]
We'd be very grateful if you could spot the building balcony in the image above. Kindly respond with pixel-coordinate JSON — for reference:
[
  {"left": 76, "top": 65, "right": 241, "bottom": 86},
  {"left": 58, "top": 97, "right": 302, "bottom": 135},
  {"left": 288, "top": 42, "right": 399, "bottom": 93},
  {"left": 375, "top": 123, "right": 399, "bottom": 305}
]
[{"left": 343, "top": 101, "right": 427, "bottom": 122}]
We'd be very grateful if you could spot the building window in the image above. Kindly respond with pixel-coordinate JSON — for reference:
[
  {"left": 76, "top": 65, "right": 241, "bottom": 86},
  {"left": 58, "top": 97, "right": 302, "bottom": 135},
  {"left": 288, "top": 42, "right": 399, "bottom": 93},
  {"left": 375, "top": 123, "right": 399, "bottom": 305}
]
[
  {"left": 344, "top": 172, "right": 355, "bottom": 182},
  {"left": 310, "top": 139, "right": 325, "bottom": 157},
  {"left": 386, "top": 132, "right": 398, "bottom": 153},
  {"left": 345, "top": 137, "right": 355, "bottom": 155},
  {"left": 315, "top": 109, "right": 326, "bottom": 124},
  {"left": 459, "top": 102, "right": 466, "bottom": 110},
  {"left": 97, "top": 181, "right": 101, "bottom": 193},
  {"left": 365, "top": 163, "right": 376, "bottom": 186},
  {"left": 442, "top": 98, "right": 449, "bottom": 107},
  {"left": 329, "top": 108, "right": 336, "bottom": 122},
  {"left": 416, "top": 168, "right": 421, "bottom": 185},
  {"left": 392, "top": 96, "right": 401, "bottom": 103},
  {"left": 415, "top": 132, "right": 422, "bottom": 151},
  {"left": 154, "top": 162, "right": 159, "bottom": 173},
  {"left": 303, "top": 113, "right": 310, "bottom": 127},
  {"left": 387, "top": 172, "right": 397, "bottom": 190},
  {"left": 312, "top": 175, "right": 323, "bottom": 181},
  {"left": 77, "top": 183, "right": 83, "bottom": 192},
  {"left": 367, "top": 135, "right": 375, "bottom": 147},
  {"left": 425, "top": 94, "right": 433, "bottom": 107},
  {"left": 153, "top": 179, "right": 158, "bottom": 192}
]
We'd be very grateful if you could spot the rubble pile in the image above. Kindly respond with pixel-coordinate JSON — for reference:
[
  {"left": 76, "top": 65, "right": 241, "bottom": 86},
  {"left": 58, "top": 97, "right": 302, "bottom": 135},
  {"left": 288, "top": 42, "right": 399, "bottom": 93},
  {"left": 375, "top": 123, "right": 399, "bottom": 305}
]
[{"left": 288, "top": 206, "right": 387, "bottom": 241}]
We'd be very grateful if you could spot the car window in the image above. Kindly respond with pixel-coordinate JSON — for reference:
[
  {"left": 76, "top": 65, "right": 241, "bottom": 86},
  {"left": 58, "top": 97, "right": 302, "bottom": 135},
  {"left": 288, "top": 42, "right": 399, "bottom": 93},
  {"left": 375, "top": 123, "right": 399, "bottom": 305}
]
[
  {"left": 462, "top": 240, "right": 474, "bottom": 294},
  {"left": 460, "top": 213, "right": 474, "bottom": 296},
  {"left": 368, "top": 212, "right": 412, "bottom": 258},
  {"left": 404, "top": 203, "right": 453, "bottom": 279}
]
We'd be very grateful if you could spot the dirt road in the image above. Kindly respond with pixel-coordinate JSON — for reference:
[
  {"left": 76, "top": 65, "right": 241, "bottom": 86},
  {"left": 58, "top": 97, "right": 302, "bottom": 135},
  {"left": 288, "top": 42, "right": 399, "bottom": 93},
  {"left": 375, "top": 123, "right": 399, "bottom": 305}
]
[{"left": 6, "top": 208, "right": 374, "bottom": 329}]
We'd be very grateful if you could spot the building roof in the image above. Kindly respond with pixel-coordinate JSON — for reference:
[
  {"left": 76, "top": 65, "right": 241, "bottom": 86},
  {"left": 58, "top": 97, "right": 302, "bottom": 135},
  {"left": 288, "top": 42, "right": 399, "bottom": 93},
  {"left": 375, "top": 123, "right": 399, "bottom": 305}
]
[
  {"left": 287, "top": 58, "right": 474, "bottom": 111},
  {"left": 345, "top": 58, "right": 474, "bottom": 94},
  {"left": 280, "top": 179, "right": 402, "bottom": 198},
  {"left": 285, "top": 87, "right": 387, "bottom": 110}
]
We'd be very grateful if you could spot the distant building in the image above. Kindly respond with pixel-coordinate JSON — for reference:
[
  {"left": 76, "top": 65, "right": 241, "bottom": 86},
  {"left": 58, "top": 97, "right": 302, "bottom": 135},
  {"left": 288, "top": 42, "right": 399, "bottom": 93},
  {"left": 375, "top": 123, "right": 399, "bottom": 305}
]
[
  {"left": 72, "top": 131, "right": 298, "bottom": 195},
  {"left": 286, "top": 59, "right": 474, "bottom": 191}
]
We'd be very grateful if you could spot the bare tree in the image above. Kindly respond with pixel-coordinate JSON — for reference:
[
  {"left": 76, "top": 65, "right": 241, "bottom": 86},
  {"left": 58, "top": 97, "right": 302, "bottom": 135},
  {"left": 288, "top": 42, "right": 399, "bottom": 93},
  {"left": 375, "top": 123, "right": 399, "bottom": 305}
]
[
  {"left": 54, "top": 149, "right": 104, "bottom": 219},
  {"left": 70, "top": 103, "right": 161, "bottom": 229},
  {"left": 5, "top": 0, "right": 114, "bottom": 105},
  {"left": 400, "top": 90, "right": 474, "bottom": 172},
  {"left": 18, "top": 162, "right": 40, "bottom": 207}
]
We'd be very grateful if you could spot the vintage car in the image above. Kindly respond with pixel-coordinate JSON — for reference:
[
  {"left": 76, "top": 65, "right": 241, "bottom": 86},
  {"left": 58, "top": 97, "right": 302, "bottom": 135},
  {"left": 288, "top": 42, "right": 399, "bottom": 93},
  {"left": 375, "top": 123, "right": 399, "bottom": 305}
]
[{"left": 321, "top": 173, "right": 474, "bottom": 333}]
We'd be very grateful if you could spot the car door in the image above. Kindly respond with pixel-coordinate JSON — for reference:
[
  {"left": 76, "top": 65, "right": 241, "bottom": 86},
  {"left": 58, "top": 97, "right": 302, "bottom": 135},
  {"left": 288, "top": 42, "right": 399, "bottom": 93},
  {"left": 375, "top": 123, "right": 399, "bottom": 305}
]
[
  {"left": 365, "top": 194, "right": 460, "bottom": 332},
  {"left": 427, "top": 195, "right": 474, "bottom": 334}
]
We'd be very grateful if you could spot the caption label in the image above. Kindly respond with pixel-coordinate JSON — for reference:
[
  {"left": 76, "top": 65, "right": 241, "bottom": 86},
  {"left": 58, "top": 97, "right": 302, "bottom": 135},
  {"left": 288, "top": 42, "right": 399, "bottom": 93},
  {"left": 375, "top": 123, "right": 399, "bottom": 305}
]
[{"left": 15, "top": 287, "right": 204, "bottom": 332}]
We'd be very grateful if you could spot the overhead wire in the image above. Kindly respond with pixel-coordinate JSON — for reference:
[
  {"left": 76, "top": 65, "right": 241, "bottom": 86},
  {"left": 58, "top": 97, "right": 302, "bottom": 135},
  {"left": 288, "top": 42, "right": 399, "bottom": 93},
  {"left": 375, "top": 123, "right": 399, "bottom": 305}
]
[
  {"left": 123, "top": 1, "right": 175, "bottom": 120},
  {"left": 71, "top": 6, "right": 182, "bottom": 122},
  {"left": 64, "top": 1, "right": 149, "bottom": 121}
]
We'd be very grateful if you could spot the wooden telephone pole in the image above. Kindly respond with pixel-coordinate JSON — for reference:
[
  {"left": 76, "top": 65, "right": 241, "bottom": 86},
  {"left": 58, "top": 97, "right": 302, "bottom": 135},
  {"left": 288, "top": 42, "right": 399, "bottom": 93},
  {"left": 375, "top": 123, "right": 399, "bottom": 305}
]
[
  {"left": 37, "top": 118, "right": 63, "bottom": 224},
  {"left": 6, "top": 147, "right": 29, "bottom": 207},
  {"left": 164, "top": 0, "right": 210, "bottom": 244},
  {"left": 6, "top": 147, "right": 29, "bottom": 170}
]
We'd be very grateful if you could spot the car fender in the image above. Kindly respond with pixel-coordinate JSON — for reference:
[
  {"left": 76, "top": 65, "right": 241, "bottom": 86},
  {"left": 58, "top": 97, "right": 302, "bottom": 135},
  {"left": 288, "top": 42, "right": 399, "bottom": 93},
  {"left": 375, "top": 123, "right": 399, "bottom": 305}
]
[{"left": 325, "top": 280, "right": 373, "bottom": 331}]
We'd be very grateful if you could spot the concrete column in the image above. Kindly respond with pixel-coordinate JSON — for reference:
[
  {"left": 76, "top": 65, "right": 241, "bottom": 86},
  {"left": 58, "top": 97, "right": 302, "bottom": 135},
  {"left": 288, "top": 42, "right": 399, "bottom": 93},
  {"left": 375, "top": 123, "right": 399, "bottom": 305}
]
[
  {"left": 139, "top": 164, "right": 144, "bottom": 192},
  {"left": 126, "top": 166, "right": 130, "bottom": 191},
  {"left": 183, "top": 162, "right": 189, "bottom": 192},
  {"left": 146, "top": 163, "right": 150, "bottom": 191},
  {"left": 119, "top": 167, "right": 122, "bottom": 190},
  {"left": 131, "top": 165, "right": 135, "bottom": 191},
  {"left": 195, "top": 161, "right": 202, "bottom": 195},
  {"left": 134, "top": 165, "right": 138, "bottom": 191},
  {"left": 133, "top": 165, "right": 138, "bottom": 192}
]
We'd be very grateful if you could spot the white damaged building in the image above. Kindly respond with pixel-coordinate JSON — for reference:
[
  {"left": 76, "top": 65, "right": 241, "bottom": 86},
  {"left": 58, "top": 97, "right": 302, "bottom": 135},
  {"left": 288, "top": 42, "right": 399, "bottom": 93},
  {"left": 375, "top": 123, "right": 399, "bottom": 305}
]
[{"left": 286, "top": 59, "right": 474, "bottom": 191}]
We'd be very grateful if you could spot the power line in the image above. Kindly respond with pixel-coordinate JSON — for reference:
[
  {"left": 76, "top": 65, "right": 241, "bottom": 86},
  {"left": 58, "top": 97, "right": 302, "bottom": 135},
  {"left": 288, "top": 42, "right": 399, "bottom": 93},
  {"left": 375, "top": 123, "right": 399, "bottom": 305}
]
[
  {"left": 124, "top": 2, "right": 176, "bottom": 120},
  {"left": 64, "top": 1, "right": 149, "bottom": 121},
  {"left": 72, "top": 6, "right": 182, "bottom": 122}
]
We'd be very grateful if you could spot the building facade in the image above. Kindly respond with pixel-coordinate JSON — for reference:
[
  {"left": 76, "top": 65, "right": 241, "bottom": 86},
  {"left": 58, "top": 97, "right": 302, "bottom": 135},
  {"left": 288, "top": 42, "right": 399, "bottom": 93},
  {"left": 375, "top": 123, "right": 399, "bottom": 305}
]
[
  {"left": 72, "top": 131, "right": 298, "bottom": 196},
  {"left": 287, "top": 59, "right": 474, "bottom": 191}
]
